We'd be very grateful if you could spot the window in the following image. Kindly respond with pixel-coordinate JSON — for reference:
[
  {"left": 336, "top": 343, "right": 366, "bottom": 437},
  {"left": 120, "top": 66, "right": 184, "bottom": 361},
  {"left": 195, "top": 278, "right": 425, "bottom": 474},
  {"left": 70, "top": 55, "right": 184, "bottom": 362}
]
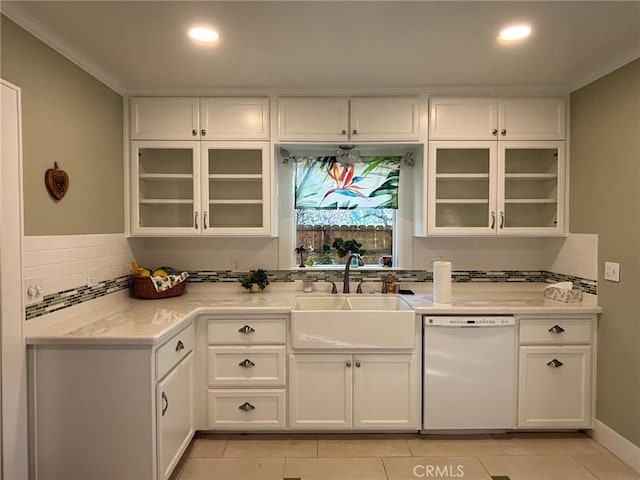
[
  {"left": 294, "top": 155, "right": 401, "bottom": 267},
  {"left": 275, "top": 144, "right": 423, "bottom": 269}
]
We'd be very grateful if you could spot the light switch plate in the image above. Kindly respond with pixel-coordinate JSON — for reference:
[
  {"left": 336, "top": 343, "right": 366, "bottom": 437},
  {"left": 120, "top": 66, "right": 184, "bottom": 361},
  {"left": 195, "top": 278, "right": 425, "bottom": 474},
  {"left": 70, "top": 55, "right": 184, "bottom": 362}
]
[{"left": 604, "top": 261, "right": 620, "bottom": 282}]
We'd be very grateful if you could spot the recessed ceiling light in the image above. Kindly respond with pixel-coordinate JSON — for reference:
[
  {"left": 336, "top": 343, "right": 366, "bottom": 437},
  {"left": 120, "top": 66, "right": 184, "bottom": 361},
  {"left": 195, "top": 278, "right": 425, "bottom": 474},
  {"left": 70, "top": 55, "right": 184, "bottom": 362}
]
[
  {"left": 188, "top": 26, "right": 219, "bottom": 43},
  {"left": 499, "top": 24, "right": 532, "bottom": 42}
]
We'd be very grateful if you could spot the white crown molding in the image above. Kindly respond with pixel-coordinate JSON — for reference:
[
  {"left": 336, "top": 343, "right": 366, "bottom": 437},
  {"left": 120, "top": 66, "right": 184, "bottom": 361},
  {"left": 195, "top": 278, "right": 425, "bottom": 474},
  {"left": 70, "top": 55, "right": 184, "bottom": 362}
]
[
  {"left": 570, "top": 48, "right": 640, "bottom": 93},
  {"left": 1, "top": 2, "right": 127, "bottom": 95}
]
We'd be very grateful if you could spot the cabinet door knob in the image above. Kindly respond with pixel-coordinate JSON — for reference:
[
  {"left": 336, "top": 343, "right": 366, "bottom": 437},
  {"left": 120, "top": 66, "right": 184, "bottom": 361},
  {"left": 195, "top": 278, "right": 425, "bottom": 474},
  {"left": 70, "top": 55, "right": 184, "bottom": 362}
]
[
  {"left": 352, "top": 129, "right": 358, "bottom": 135},
  {"left": 340, "top": 129, "right": 347, "bottom": 135},
  {"left": 547, "top": 358, "right": 564, "bottom": 368},
  {"left": 192, "top": 129, "right": 198, "bottom": 136},
  {"left": 161, "top": 392, "right": 169, "bottom": 416},
  {"left": 492, "top": 129, "right": 498, "bottom": 136},
  {"left": 501, "top": 129, "right": 507, "bottom": 136},
  {"left": 490, "top": 211, "right": 496, "bottom": 229},
  {"left": 175, "top": 340, "right": 185, "bottom": 352},
  {"left": 238, "top": 402, "right": 255, "bottom": 412},
  {"left": 194, "top": 211, "right": 199, "bottom": 230},
  {"left": 500, "top": 211, "right": 505, "bottom": 229},
  {"left": 239, "top": 358, "right": 255, "bottom": 368},
  {"left": 201, "top": 129, "right": 206, "bottom": 136},
  {"left": 355, "top": 361, "right": 361, "bottom": 368},
  {"left": 238, "top": 325, "right": 255, "bottom": 334},
  {"left": 548, "top": 325, "right": 565, "bottom": 334},
  {"left": 346, "top": 361, "right": 352, "bottom": 368}
]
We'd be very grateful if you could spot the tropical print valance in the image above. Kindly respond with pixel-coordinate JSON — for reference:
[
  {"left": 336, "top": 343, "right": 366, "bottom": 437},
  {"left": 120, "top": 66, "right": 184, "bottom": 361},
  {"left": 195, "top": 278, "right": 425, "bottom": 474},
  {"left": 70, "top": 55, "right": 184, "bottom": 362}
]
[{"left": 295, "top": 156, "right": 401, "bottom": 209}]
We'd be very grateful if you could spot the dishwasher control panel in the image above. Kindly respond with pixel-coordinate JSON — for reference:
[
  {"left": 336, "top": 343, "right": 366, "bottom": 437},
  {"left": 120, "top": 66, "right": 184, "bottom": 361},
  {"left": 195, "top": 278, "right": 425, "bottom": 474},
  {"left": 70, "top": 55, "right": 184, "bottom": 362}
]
[{"left": 424, "top": 316, "right": 516, "bottom": 326}]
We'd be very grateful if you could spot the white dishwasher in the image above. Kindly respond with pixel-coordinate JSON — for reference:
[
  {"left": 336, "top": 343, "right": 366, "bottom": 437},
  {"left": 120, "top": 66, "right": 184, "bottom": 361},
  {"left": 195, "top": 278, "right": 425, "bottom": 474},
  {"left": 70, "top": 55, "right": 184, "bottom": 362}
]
[{"left": 423, "top": 316, "right": 517, "bottom": 431}]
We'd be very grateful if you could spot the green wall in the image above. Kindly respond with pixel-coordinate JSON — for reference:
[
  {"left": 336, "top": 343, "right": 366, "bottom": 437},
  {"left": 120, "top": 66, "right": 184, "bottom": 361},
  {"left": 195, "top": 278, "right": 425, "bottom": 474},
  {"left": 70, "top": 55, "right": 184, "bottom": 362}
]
[
  {"left": 570, "top": 58, "right": 640, "bottom": 447},
  {"left": 1, "top": 15, "right": 123, "bottom": 235}
]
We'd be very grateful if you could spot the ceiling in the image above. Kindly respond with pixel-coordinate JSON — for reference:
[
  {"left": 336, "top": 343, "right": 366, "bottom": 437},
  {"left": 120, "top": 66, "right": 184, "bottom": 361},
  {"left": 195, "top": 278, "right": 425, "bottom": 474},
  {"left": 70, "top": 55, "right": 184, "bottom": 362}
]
[{"left": 3, "top": 1, "right": 639, "bottom": 95}]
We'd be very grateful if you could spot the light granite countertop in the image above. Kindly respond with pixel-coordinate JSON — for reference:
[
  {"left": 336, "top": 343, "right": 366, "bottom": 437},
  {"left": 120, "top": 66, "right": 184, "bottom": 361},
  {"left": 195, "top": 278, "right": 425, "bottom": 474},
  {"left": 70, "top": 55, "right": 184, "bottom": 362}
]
[{"left": 25, "top": 282, "right": 601, "bottom": 347}]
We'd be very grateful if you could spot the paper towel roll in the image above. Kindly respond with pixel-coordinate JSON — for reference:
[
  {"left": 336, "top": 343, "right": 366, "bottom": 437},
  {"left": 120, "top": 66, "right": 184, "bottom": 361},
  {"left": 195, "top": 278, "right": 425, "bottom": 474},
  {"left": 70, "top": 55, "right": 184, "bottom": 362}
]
[{"left": 433, "top": 261, "right": 452, "bottom": 304}]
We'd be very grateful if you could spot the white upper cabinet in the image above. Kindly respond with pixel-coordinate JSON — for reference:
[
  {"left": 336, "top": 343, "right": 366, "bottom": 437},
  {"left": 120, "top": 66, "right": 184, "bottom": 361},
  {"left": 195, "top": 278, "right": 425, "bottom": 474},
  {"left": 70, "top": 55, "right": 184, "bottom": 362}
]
[
  {"left": 429, "top": 98, "right": 498, "bottom": 140},
  {"left": 200, "top": 97, "right": 269, "bottom": 140},
  {"left": 349, "top": 97, "right": 421, "bottom": 141},
  {"left": 427, "top": 140, "right": 566, "bottom": 236},
  {"left": 130, "top": 97, "right": 200, "bottom": 140},
  {"left": 278, "top": 97, "right": 349, "bottom": 142},
  {"left": 429, "top": 97, "right": 566, "bottom": 140},
  {"left": 278, "top": 96, "right": 421, "bottom": 142},
  {"left": 130, "top": 97, "right": 270, "bottom": 140}
]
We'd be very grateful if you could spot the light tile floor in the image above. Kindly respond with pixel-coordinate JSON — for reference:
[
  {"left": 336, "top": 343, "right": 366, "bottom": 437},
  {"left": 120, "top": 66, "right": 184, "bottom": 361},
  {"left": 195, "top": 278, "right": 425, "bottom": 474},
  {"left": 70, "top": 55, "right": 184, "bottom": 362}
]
[{"left": 170, "top": 432, "right": 640, "bottom": 480}]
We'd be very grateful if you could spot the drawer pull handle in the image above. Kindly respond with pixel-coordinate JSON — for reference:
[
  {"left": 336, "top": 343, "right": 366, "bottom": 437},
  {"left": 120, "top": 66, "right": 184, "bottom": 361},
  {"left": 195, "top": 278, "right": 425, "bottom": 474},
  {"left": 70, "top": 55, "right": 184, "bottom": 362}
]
[
  {"left": 238, "top": 325, "right": 255, "bottom": 334},
  {"left": 547, "top": 358, "right": 564, "bottom": 368},
  {"left": 175, "top": 340, "right": 185, "bottom": 351},
  {"left": 238, "top": 402, "right": 255, "bottom": 412},
  {"left": 161, "top": 392, "right": 169, "bottom": 416},
  {"left": 239, "top": 359, "right": 255, "bottom": 368},
  {"left": 548, "top": 325, "right": 565, "bottom": 334}
]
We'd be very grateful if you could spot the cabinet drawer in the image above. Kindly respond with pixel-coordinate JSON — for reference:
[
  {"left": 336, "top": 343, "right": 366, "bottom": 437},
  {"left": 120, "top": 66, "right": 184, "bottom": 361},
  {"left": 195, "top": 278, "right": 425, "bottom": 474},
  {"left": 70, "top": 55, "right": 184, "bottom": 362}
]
[
  {"left": 208, "top": 389, "right": 286, "bottom": 430},
  {"left": 157, "top": 323, "right": 195, "bottom": 381},
  {"left": 519, "top": 318, "right": 593, "bottom": 345},
  {"left": 207, "top": 318, "right": 286, "bottom": 344},
  {"left": 208, "top": 346, "right": 286, "bottom": 387}
]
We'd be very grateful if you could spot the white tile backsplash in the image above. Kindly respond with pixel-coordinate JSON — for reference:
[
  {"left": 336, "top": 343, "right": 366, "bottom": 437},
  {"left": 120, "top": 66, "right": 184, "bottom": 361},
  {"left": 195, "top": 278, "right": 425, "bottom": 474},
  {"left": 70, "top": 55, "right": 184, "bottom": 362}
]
[
  {"left": 546, "top": 233, "right": 598, "bottom": 281},
  {"left": 23, "top": 234, "right": 134, "bottom": 297}
]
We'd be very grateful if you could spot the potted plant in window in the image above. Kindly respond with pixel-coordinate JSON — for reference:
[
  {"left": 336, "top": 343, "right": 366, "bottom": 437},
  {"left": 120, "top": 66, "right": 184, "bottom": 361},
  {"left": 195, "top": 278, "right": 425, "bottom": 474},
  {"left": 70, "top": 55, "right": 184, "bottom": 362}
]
[
  {"left": 240, "top": 269, "right": 270, "bottom": 293},
  {"left": 332, "top": 238, "right": 368, "bottom": 266}
]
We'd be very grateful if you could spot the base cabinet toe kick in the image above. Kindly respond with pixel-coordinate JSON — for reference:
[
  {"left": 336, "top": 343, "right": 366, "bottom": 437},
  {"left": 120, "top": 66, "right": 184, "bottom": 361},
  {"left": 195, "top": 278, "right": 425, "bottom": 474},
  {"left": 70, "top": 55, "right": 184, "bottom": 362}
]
[{"left": 27, "top": 310, "right": 597, "bottom": 479}]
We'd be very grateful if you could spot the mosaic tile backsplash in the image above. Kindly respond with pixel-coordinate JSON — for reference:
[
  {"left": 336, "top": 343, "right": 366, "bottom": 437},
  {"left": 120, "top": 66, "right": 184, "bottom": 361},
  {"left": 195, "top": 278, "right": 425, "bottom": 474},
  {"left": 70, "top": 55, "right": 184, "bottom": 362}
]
[{"left": 24, "top": 269, "right": 598, "bottom": 321}]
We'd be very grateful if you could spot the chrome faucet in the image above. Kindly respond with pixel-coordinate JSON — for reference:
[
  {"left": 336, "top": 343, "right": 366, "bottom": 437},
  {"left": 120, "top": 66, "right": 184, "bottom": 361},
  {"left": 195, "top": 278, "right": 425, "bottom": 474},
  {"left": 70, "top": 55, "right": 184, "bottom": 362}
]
[{"left": 343, "top": 253, "right": 364, "bottom": 293}]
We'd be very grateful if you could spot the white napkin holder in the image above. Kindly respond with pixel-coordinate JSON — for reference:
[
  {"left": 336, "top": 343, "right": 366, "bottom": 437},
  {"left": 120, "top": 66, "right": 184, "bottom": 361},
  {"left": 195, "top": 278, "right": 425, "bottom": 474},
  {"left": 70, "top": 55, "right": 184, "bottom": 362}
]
[{"left": 544, "top": 282, "right": 583, "bottom": 303}]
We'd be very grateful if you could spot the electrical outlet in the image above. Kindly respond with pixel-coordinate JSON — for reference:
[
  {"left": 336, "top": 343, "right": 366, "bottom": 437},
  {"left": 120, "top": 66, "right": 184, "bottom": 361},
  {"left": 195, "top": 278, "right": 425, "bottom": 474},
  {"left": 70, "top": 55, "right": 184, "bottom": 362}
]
[
  {"left": 604, "top": 261, "right": 620, "bottom": 282},
  {"left": 86, "top": 267, "right": 98, "bottom": 287},
  {"left": 24, "top": 277, "right": 44, "bottom": 305}
]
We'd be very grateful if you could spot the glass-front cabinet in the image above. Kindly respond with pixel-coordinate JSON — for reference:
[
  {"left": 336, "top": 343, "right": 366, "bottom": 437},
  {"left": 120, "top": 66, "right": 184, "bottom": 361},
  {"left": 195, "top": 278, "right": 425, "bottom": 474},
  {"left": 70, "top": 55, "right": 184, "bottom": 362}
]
[
  {"left": 130, "top": 141, "right": 271, "bottom": 236},
  {"left": 428, "top": 141, "right": 565, "bottom": 236}
]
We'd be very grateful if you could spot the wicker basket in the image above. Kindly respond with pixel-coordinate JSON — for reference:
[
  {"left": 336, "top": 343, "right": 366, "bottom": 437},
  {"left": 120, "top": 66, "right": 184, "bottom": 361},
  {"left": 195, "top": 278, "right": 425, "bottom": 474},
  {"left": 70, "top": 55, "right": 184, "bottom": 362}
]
[{"left": 130, "top": 275, "right": 186, "bottom": 300}]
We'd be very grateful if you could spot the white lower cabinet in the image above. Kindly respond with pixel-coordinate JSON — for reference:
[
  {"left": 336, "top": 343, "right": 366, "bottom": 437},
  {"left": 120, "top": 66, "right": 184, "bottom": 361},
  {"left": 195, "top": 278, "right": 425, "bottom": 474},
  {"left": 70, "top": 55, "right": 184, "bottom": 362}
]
[
  {"left": 518, "top": 346, "right": 592, "bottom": 428},
  {"left": 517, "top": 315, "right": 596, "bottom": 429},
  {"left": 157, "top": 352, "right": 194, "bottom": 480},
  {"left": 205, "top": 315, "right": 287, "bottom": 431},
  {"left": 288, "top": 353, "right": 419, "bottom": 430},
  {"left": 29, "top": 322, "right": 195, "bottom": 480}
]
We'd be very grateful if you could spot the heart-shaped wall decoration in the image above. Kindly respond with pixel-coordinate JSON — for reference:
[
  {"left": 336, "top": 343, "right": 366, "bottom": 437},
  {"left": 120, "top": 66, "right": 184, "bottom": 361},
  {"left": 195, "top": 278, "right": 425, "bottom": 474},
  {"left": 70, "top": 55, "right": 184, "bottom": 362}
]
[{"left": 45, "top": 162, "right": 69, "bottom": 201}]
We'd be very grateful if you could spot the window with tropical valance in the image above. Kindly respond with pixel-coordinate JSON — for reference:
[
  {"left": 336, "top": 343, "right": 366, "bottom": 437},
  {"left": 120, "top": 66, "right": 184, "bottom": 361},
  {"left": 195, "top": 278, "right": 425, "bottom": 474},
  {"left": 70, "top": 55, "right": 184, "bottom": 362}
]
[{"left": 295, "top": 156, "right": 401, "bottom": 210}]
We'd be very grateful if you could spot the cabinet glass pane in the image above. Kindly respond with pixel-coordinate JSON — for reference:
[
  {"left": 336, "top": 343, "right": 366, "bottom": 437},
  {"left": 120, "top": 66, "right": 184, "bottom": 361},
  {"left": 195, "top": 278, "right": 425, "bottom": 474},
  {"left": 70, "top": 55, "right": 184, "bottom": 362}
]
[
  {"left": 136, "top": 147, "right": 195, "bottom": 229},
  {"left": 209, "top": 204, "right": 263, "bottom": 228},
  {"left": 504, "top": 203, "right": 558, "bottom": 228},
  {"left": 140, "top": 204, "right": 194, "bottom": 228},
  {"left": 436, "top": 204, "right": 489, "bottom": 227},
  {"left": 434, "top": 148, "right": 490, "bottom": 228},
  {"left": 503, "top": 147, "right": 559, "bottom": 228},
  {"left": 209, "top": 178, "right": 262, "bottom": 201},
  {"left": 208, "top": 149, "right": 262, "bottom": 174},
  {"left": 139, "top": 148, "right": 194, "bottom": 175}
]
